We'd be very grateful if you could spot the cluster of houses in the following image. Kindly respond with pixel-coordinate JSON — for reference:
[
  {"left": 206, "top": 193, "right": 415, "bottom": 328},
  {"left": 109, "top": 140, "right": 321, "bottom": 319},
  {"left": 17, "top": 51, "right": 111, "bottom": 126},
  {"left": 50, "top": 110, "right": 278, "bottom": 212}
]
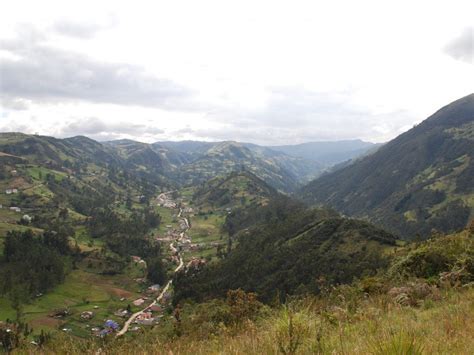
[
  {"left": 135, "top": 306, "right": 164, "bottom": 326},
  {"left": 92, "top": 320, "right": 120, "bottom": 337},
  {"left": 185, "top": 257, "right": 207, "bottom": 272},
  {"left": 178, "top": 219, "right": 189, "bottom": 230},
  {"left": 5, "top": 188, "right": 18, "bottom": 195},
  {"left": 182, "top": 207, "right": 194, "bottom": 214},
  {"left": 157, "top": 194, "right": 177, "bottom": 209}
]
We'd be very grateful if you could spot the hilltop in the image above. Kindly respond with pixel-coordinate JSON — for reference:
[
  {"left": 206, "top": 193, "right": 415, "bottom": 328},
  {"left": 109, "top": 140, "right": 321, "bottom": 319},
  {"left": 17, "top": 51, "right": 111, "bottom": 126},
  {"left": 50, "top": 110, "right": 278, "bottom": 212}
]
[{"left": 192, "top": 170, "right": 278, "bottom": 210}]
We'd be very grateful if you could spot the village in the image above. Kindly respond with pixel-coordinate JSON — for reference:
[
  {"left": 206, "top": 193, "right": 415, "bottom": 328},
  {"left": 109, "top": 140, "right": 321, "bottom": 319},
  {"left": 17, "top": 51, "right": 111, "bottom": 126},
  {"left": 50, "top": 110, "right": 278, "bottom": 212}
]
[
  {"left": 112, "top": 191, "right": 209, "bottom": 337},
  {"left": 35, "top": 190, "right": 211, "bottom": 338}
]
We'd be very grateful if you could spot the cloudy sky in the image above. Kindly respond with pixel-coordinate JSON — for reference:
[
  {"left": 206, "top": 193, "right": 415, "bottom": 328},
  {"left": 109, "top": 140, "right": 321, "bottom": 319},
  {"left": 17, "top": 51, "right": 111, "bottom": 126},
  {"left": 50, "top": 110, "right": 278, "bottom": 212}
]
[{"left": 0, "top": 0, "right": 473, "bottom": 145}]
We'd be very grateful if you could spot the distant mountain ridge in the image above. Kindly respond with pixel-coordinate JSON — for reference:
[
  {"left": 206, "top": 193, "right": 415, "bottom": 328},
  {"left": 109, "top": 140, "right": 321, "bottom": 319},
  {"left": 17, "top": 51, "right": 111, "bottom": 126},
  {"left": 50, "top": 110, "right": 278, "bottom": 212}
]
[
  {"left": 157, "top": 139, "right": 378, "bottom": 169},
  {"left": 300, "top": 94, "right": 474, "bottom": 239},
  {"left": 270, "top": 139, "right": 381, "bottom": 165},
  {"left": 1, "top": 133, "right": 376, "bottom": 193}
]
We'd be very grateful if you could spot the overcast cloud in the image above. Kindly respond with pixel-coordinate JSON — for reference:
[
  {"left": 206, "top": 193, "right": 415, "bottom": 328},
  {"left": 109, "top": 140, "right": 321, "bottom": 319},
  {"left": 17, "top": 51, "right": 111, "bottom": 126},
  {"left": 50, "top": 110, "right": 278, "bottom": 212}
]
[
  {"left": 444, "top": 27, "right": 474, "bottom": 64},
  {"left": 0, "top": 0, "right": 473, "bottom": 145},
  {"left": 0, "top": 35, "right": 195, "bottom": 110}
]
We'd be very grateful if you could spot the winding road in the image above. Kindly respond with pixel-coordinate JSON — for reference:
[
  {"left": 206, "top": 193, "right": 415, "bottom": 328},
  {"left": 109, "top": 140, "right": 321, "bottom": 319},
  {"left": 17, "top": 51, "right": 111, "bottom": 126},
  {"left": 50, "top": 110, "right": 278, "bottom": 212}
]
[
  {"left": 116, "top": 253, "right": 183, "bottom": 337},
  {"left": 116, "top": 192, "right": 187, "bottom": 337}
]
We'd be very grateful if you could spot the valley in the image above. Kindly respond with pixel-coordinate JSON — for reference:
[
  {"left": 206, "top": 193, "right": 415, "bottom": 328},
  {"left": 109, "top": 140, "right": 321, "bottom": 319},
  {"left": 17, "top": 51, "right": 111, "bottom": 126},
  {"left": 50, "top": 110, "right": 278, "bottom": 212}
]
[{"left": 0, "top": 95, "right": 473, "bottom": 353}]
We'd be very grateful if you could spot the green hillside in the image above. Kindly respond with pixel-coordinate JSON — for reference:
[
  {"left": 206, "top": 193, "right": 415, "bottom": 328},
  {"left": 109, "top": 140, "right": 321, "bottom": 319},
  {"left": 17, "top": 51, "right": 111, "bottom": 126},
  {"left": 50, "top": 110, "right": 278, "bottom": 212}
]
[
  {"left": 177, "top": 142, "right": 305, "bottom": 192},
  {"left": 192, "top": 170, "right": 278, "bottom": 210},
  {"left": 0, "top": 133, "right": 168, "bottom": 323},
  {"left": 300, "top": 94, "right": 474, "bottom": 239},
  {"left": 174, "top": 199, "right": 396, "bottom": 303}
]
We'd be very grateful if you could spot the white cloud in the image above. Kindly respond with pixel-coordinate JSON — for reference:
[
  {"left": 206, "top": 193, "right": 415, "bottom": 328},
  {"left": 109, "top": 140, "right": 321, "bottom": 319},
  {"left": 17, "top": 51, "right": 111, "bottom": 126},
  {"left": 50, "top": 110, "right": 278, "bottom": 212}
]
[{"left": 444, "top": 27, "right": 473, "bottom": 64}]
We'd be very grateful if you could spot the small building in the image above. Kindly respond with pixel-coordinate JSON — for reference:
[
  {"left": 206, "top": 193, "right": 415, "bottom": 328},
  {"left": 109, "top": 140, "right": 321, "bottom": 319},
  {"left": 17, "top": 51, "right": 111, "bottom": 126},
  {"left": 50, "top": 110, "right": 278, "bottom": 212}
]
[
  {"left": 136, "top": 312, "right": 155, "bottom": 325},
  {"left": 136, "top": 312, "right": 153, "bottom": 321},
  {"left": 104, "top": 319, "right": 119, "bottom": 331},
  {"left": 5, "top": 189, "right": 12, "bottom": 195},
  {"left": 21, "top": 214, "right": 32, "bottom": 224},
  {"left": 80, "top": 311, "right": 94, "bottom": 320},
  {"left": 149, "top": 304, "right": 162, "bottom": 313},
  {"left": 148, "top": 284, "right": 161, "bottom": 292},
  {"left": 133, "top": 298, "right": 145, "bottom": 306},
  {"left": 131, "top": 255, "right": 142, "bottom": 263},
  {"left": 10, "top": 207, "right": 21, "bottom": 213},
  {"left": 114, "top": 309, "right": 129, "bottom": 318}
]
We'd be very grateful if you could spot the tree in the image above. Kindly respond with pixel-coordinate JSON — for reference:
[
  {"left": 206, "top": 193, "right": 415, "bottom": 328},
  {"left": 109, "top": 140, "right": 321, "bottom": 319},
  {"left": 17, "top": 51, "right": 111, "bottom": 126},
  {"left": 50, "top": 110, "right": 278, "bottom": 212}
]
[{"left": 146, "top": 257, "right": 166, "bottom": 285}]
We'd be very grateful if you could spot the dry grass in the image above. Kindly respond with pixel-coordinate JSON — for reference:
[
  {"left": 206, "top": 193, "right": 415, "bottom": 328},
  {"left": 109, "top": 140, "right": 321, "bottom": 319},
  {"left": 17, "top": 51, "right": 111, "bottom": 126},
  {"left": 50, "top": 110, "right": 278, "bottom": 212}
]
[{"left": 24, "top": 287, "right": 474, "bottom": 354}]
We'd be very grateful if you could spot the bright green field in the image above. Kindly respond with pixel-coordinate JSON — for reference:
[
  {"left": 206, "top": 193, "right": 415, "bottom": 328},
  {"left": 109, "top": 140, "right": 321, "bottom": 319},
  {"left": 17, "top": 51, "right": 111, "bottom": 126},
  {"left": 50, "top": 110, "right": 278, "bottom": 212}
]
[
  {"left": 27, "top": 166, "right": 67, "bottom": 182},
  {"left": 0, "top": 267, "right": 145, "bottom": 337}
]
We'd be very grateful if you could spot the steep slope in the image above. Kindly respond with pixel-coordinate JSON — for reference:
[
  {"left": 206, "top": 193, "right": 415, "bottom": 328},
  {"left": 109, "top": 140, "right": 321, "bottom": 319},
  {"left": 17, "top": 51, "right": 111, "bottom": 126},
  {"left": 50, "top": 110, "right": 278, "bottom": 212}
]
[
  {"left": 174, "top": 199, "right": 396, "bottom": 303},
  {"left": 300, "top": 94, "right": 474, "bottom": 238}
]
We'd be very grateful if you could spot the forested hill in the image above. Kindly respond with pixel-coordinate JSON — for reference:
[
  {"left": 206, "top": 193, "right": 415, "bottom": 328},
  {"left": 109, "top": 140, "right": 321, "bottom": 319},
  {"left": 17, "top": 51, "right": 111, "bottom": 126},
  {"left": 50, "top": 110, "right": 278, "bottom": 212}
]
[
  {"left": 192, "top": 170, "right": 279, "bottom": 209},
  {"left": 299, "top": 94, "right": 474, "bottom": 239},
  {"left": 174, "top": 198, "right": 396, "bottom": 303}
]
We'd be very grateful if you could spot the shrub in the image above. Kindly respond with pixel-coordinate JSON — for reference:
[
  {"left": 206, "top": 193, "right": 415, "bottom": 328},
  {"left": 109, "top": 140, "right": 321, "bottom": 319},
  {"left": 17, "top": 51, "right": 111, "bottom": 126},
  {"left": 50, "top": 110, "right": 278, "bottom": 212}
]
[{"left": 273, "top": 306, "right": 310, "bottom": 355}]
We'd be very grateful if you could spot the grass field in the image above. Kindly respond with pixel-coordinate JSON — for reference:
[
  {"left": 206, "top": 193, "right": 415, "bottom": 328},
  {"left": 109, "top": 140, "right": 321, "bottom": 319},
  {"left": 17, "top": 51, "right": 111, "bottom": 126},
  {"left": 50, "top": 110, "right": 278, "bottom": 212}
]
[
  {"left": 185, "top": 212, "right": 227, "bottom": 262},
  {"left": 27, "top": 166, "right": 67, "bottom": 182},
  {"left": 0, "top": 268, "right": 145, "bottom": 337},
  {"left": 154, "top": 206, "right": 178, "bottom": 235}
]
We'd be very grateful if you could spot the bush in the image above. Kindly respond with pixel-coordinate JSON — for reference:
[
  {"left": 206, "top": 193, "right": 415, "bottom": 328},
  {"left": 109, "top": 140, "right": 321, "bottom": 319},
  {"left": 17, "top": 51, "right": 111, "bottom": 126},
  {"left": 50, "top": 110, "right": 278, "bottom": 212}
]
[{"left": 273, "top": 306, "right": 310, "bottom": 355}]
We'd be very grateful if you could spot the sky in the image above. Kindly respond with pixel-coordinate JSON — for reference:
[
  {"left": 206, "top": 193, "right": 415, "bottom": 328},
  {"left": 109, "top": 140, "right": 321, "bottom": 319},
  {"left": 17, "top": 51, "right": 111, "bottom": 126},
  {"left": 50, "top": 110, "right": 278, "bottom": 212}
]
[{"left": 0, "top": 0, "right": 473, "bottom": 145}]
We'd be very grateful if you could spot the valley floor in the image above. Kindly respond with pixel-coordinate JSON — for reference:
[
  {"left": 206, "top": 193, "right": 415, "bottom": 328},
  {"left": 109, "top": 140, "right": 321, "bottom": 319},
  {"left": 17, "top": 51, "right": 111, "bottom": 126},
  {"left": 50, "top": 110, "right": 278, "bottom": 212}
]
[{"left": 0, "top": 187, "right": 228, "bottom": 339}]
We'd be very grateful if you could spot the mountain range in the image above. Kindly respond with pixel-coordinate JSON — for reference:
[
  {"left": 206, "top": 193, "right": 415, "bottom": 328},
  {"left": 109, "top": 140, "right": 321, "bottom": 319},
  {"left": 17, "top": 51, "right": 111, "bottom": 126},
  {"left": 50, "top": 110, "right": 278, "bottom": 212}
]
[{"left": 0, "top": 133, "right": 378, "bottom": 193}]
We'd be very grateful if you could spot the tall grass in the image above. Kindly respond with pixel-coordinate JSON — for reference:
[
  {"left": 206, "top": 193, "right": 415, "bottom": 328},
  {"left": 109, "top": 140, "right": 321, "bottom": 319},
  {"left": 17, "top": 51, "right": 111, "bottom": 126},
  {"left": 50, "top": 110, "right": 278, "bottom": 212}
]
[{"left": 23, "top": 287, "right": 474, "bottom": 354}]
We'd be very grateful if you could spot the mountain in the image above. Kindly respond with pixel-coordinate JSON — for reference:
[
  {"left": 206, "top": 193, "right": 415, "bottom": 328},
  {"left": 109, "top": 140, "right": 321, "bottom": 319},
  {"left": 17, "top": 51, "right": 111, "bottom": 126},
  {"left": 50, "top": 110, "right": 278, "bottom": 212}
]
[
  {"left": 0, "top": 133, "right": 121, "bottom": 169},
  {"left": 174, "top": 198, "right": 397, "bottom": 303},
  {"left": 175, "top": 141, "right": 309, "bottom": 192},
  {"left": 270, "top": 139, "right": 380, "bottom": 165},
  {"left": 156, "top": 139, "right": 379, "bottom": 184},
  {"left": 157, "top": 140, "right": 323, "bottom": 188},
  {"left": 192, "top": 170, "right": 279, "bottom": 209},
  {"left": 154, "top": 140, "right": 216, "bottom": 159},
  {"left": 105, "top": 139, "right": 191, "bottom": 172},
  {"left": 300, "top": 94, "right": 474, "bottom": 239},
  {"left": 0, "top": 133, "right": 172, "bottom": 226}
]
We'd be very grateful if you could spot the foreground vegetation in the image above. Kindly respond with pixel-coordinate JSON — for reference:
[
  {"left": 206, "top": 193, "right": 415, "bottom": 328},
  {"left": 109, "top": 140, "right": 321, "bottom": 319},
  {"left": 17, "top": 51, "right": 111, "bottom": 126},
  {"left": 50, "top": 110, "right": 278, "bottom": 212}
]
[
  {"left": 2, "top": 224, "right": 473, "bottom": 353},
  {"left": 32, "top": 286, "right": 474, "bottom": 354}
]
